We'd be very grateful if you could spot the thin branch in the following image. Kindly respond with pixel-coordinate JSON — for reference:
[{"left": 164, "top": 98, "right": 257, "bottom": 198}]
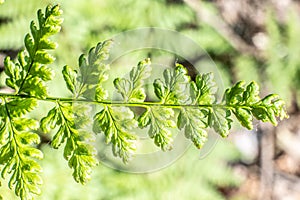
[
  {"left": 0, "top": 92, "right": 247, "bottom": 110},
  {"left": 257, "top": 122, "right": 275, "bottom": 200}
]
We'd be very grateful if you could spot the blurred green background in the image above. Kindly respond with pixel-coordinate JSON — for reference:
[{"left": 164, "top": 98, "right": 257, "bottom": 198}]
[{"left": 1, "top": 0, "right": 300, "bottom": 199}]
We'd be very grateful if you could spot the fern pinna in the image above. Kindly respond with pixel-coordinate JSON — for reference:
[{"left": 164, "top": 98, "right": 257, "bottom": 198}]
[{"left": 0, "top": 4, "right": 288, "bottom": 200}]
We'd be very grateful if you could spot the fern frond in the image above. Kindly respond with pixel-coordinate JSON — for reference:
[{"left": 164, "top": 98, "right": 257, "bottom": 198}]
[
  {"left": 139, "top": 106, "right": 175, "bottom": 151},
  {"left": 177, "top": 73, "right": 217, "bottom": 148},
  {"left": 4, "top": 4, "right": 62, "bottom": 98},
  {"left": 62, "top": 40, "right": 112, "bottom": 99},
  {"left": 0, "top": 5, "right": 62, "bottom": 200},
  {"left": 41, "top": 40, "right": 113, "bottom": 184},
  {"left": 114, "top": 58, "right": 151, "bottom": 103},
  {"left": 93, "top": 106, "right": 137, "bottom": 163},
  {"left": 0, "top": 4, "right": 290, "bottom": 200},
  {"left": 0, "top": 97, "right": 42, "bottom": 200},
  {"left": 41, "top": 102, "right": 98, "bottom": 184}
]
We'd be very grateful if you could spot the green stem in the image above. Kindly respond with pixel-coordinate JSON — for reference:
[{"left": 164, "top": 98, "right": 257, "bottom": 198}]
[
  {"left": 17, "top": 33, "right": 41, "bottom": 94},
  {"left": 17, "top": 59, "right": 35, "bottom": 95},
  {"left": 0, "top": 92, "right": 253, "bottom": 110}
]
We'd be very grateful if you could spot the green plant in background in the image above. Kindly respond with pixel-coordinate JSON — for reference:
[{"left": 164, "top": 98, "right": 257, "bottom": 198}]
[
  {"left": 226, "top": 6, "right": 300, "bottom": 107},
  {"left": 0, "top": 4, "right": 288, "bottom": 200},
  {"left": 0, "top": 0, "right": 51, "bottom": 50},
  {"left": 1, "top": 139, "right": 242, "bottom": 200},
  {"left": 0, "top": 0, "right": 195, "bottom": 65},
  {"left": 264, "top": 8, "right": 300, "bottom": 104}
]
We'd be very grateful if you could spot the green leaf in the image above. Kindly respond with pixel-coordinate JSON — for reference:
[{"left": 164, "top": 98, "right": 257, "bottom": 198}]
[
  {"left": 40, "top": 102, "right": 98, "bottom": 184},
  {"left": 93, "top": 106, "right": 137, "bottom": 163},
  {"left": 4, "top": 4, "right": 62, "bottom": 97},
  {"left": 0, "top": 144, "right": 13, "bottom": 166},
  {"left": 21, "top": 147, "right": 44, "bottom": 160},
  {"left": 24, "top": 33, "right": 35, "bottom": 58},
  {"left": 16, "top": 132, "right": 40, "bottom": 146},
  {"left": 272, "top": 97, "right": 288, "bottom": 120},
  {"left": 114, "top": 58, "right": 152, "bottom": 102},
  {"left": 210, "top": 107, "right": 232, "bottom": 137},
  {"left": 69, "top": 142, "right": 98, "bottom": 184},
  {"left": 4, "top": 57, "right": 24, "bottom": 91},
  {"left": 40, "top": 106, "right": 60, "bottom": 133},
  {"left": 191, "top": 72, "right": 217, "bottom": 104},
  {"left": 243, "top": 81, "right": 260, "bottom": 104},
  {"left": 52, "top": 126, "right": 66, "bottom": 149},
  {"left": 138, "top": 107, "right": 175, "bottom": 151},
  {"left": 153, "top": 79, "right": 167, "bottom": 101},
  {"left": 222, "top": 81, "right": 288, "bottom": 128},
  {"left": 234, "top": 108, "right": 253, "bottom": 130},
  {"left": 13, "top": 118, "right": 39, "bottom": 131},
  {"left": 154, "top": 63, "right": 190, "bottom": 104},
  {"left": 63, "top": 65, "right": 78, "bottom": 94},
  {"left": 114, "top": 78, "right": 131, "bottom": 99},
  {"left": 138, "top": 108, "right": 151, "bottom": 127},
  {"left": 31, "top": 64, "right": 54, "bottom": 81},
  {"left": 178, "top": 108, "right": 208, "bottom": 148},
  {"left": 23, "top": 77, "right": 48, "bottom": 98},
  {"left": 95, "top": 84, "right": 109, "bottom": 101},
  {"left": 0, "top": 121, "right": 8, "bottom": 144},
  {"left": 5, "top": 98, "right": 37, "bottom": 117},
  {"left": 35, "top": 51, "right": 54, "bottom": 64},
  {"left": 39, "top": 38, "right": 57, "bottom": 50},
  {"left": 4, "top": 57, "right": 17, "bottom": 80},
  {"left": 252, "top": 94, "right": 288, "bottom": 126},
  {"left": 76, "top": 40, "right": 113, "bottom": 99},
  {"left": 224, "top": 81, "right": 245, "bottom": 105},
  {"left": 0, "top": 101, "right": 43, "bottom": 200}
]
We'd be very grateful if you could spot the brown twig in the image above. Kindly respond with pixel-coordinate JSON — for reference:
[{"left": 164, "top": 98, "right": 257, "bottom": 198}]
[{"left": 257, "top": 122, "right": 275, "bottom": 200}]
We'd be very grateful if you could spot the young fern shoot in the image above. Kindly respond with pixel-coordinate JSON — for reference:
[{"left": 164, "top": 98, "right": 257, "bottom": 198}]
[{"left": 0, "top": 4, "right": 288, "bottom": 200}]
